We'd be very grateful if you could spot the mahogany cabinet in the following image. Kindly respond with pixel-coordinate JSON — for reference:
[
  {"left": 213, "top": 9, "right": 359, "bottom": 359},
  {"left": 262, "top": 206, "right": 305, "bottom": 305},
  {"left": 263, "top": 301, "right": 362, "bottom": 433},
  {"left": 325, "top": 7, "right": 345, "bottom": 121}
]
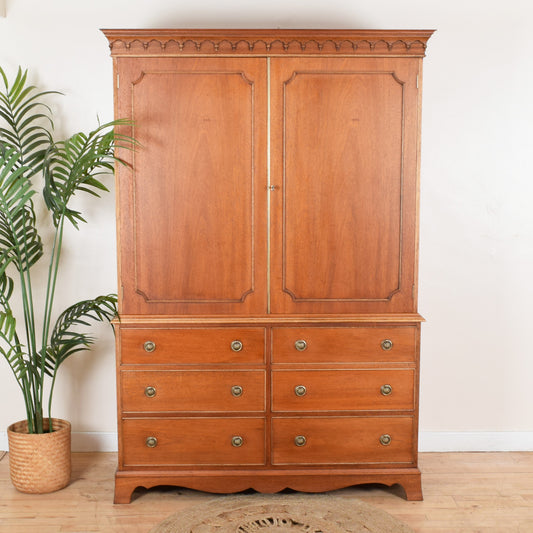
[{"left": 103, "top": 29, "right": 433, "bottom": 503}]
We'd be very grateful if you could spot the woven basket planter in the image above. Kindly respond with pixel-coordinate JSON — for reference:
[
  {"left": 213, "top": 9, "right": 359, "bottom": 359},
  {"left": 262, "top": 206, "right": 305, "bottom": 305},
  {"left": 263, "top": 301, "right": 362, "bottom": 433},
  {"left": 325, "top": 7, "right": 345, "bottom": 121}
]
[{"left": 7, "top": 418, "right": 71, "bottom": 494}]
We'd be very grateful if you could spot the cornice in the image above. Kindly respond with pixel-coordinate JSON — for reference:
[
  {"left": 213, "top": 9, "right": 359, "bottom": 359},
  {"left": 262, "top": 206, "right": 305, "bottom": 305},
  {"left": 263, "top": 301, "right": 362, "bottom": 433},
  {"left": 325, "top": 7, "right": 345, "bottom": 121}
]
[{"left": 102, "top": 29, "right": 434, "bottom": 57}]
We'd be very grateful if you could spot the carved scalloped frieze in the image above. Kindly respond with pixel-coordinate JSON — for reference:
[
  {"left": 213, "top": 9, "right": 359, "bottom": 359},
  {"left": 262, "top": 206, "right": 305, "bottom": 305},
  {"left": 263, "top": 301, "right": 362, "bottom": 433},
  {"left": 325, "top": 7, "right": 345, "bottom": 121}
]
[{"left": 103, "top": 30, "right": 434, "bottom": 57}]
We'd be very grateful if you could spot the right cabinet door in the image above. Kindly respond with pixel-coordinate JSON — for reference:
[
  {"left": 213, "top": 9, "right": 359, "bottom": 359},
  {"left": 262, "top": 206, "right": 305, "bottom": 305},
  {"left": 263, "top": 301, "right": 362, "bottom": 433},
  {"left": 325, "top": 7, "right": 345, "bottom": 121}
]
[{"left": 270, "top": 57, "right": 421, "bottom": 314}]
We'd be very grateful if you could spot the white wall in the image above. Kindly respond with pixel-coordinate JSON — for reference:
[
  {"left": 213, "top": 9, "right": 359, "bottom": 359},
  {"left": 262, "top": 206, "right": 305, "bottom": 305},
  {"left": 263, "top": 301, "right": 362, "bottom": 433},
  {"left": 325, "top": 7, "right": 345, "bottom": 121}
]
[{"left": 0, "top": 0, "right": 532, "bottom": 452}]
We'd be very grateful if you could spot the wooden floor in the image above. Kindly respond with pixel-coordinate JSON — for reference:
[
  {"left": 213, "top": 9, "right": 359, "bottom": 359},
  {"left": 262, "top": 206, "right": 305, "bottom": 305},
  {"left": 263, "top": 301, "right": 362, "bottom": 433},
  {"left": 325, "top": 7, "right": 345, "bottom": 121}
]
[{"left": 1, "top": 452, "right": 533, "bottom": 532}]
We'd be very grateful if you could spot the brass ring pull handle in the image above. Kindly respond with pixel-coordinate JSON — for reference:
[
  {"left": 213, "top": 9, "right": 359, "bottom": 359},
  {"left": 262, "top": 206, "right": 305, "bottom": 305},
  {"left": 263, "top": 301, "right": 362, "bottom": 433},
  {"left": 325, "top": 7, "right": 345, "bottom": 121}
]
[
  {"left": 380, "top": 384, "right": 392, "bottom": 396},
  {"left": 143, "top": 341, "right": 156, "bottom": 353},
  {"left": 294, "top": 339, "right": 307, "bottom": 351},
  {"left": 294, "top": 435, "right": 307, "bottom": 447},
  {"left": 231, "top": 436, "right": 244, "bottom": 447},
  {"left": 145, "top": 436, "right": 158, "bottom": 448},
  {"left": 231, "top": 340, "right": 243, "bottom": 352},
  {"left": 380, "top": 339, "right": 393, "bottom": 351},
  {"left": 379, "top": 434, "right": 392, "bottom": 446},
  {"left": 144, "top": 386, "right": 157, "bottom": 398},
  {"left": 294, "top": 385, "right": 307, "bottom": 397},
  {"left": 231, "top": 385, "right": 243, "bottom": 397}
]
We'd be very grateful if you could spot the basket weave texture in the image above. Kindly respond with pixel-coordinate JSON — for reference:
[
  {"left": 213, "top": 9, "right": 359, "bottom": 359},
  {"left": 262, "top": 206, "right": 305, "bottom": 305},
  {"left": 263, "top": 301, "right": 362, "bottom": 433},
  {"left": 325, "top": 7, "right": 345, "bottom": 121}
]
[{"left": 7, "top": 418, "right": 71, "bottom": 494}]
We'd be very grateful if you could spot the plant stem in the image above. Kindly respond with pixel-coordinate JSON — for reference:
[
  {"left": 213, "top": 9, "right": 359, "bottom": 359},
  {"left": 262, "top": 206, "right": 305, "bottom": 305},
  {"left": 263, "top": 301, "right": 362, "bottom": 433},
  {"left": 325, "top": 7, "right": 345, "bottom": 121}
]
[
  {"left": 19, "top": 206, "right": 41, "bottom": 432},
  {"left": 15, "top": 237, "right": 41, "bottom": 432},
  {"left": 48, "top": 371, "right": 58, "bottom": 426},
  {"left": 40, "top": 214, "right": 65, "bottom": 430}
]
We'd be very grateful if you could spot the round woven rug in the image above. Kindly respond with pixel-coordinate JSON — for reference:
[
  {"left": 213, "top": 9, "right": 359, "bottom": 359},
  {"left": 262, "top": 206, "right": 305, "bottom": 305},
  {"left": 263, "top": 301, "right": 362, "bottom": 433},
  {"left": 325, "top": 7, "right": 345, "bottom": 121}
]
[{"left": 150, "top": 493, "right": 414, "bottom": 533}]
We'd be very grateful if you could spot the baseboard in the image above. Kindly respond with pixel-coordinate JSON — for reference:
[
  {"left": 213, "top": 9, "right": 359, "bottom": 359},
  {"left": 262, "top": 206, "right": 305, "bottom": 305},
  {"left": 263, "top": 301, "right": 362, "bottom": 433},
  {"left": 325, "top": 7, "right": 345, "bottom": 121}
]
[
  {"left": 419, "top": 431, "right": 533, "bottom": 452},
  {"left": 2, "top": 431, "right": 533, "bottom": 453},
  {"left": 71, "top": 432, "right": 118, "bottom": 452}
]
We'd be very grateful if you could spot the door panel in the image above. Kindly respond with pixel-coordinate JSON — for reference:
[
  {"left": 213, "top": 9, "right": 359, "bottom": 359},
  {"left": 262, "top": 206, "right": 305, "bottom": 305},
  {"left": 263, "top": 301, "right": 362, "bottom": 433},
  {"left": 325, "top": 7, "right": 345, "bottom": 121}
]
[
  {"left": 270, "top": 57, "right": 420, "bottom": 314},
  {"left": 116, "top": 58, "right": 268, "bottom": 315}
]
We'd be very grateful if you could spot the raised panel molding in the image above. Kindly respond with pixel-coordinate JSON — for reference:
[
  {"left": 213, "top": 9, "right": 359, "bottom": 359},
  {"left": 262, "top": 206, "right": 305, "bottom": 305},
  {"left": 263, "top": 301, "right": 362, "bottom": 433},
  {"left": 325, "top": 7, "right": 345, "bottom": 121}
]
[
  {"left": 131, "top": 70, "right": 256, "bottom": 304},
  {"left": 281, "top": 71, "right": 405, "bottom": 302}
]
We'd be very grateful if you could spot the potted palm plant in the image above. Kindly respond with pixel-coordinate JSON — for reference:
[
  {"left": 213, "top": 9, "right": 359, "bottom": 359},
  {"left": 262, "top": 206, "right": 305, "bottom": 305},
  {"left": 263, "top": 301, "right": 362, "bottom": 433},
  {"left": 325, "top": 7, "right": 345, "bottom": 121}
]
[{"left": 0, "top": 66, "right": 131, "bottom": 493}]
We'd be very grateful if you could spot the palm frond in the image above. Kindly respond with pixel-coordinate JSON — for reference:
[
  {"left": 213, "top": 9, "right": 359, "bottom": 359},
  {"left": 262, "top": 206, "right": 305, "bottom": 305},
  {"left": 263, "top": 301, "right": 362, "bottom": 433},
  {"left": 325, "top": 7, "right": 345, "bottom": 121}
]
[
  {"left": 0, "top": 66, "right": 57, "bottom": 179},
  {"left": 0, "top": 310, "right": 27, "bottom": 384},
  {"left": 0, "top": 266, "right": 15, "bottom": 310},
  {"left": 43, "top": 120, "right": 134, "bottom": 228},
  {"left": 48, "top": 294, "right": 117, "bottom": 369},
  {"left": 0, "top": 147, "right": 43, "bottom": 271}
]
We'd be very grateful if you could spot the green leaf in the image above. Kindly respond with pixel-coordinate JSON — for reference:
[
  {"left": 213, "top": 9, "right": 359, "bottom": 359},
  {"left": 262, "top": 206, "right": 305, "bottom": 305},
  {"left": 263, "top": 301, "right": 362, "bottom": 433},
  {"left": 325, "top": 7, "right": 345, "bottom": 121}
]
[
  {"left": 0, "top": 67, "right": 8, "bottom": 89},
  {"left": 47, "top": 294, "right": 117, "bottom": 370},
  {"left": 0, "top": 66, "right": 57, "bottom": 179},
  {"left": 43, "top": 120, "right": 135, "bottom": 227},
  {"left": 0, "top": 270, "right": 14, "bottom": 304},
  {"left": 0, "top": 310, "right": 27, "bottom": 384},
  {"left": 0, "top": 148, "right": 43, "bottom": 271}
]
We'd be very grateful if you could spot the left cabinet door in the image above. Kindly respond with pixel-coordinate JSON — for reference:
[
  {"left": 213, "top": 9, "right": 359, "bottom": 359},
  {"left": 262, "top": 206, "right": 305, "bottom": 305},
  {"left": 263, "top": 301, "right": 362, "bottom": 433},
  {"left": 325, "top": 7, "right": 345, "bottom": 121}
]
[{"left": 115, "top": 58, "right": 268, "bottom": 315}]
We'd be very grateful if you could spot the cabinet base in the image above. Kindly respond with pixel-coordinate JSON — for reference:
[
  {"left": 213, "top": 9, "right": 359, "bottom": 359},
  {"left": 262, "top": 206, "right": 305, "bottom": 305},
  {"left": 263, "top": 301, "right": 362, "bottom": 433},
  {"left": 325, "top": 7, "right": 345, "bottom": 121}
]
[{"left": 114, "top": 468, "right": 422, "bottom": 504}]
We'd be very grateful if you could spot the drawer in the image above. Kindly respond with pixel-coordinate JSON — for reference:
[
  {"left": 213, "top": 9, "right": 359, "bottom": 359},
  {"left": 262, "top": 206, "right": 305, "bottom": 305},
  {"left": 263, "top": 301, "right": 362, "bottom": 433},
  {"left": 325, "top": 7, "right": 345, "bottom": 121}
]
[
  {"left": 120, "top": 328, "right": 265, "bottom": 364},
  {"left": 271, "top": 416, "right": 414, "bottom": 465},
  {"left": 272, "top": 369, "right": 414, "bottom": 412},
  {"left": 272, "top": 326, "right": 417, "bottom": 363},
  {"left": 121, "top": 370, "right": 266, "bottom": 412},
  {"left": 122, "top": 417, "right": 265, "bottom": 466}
]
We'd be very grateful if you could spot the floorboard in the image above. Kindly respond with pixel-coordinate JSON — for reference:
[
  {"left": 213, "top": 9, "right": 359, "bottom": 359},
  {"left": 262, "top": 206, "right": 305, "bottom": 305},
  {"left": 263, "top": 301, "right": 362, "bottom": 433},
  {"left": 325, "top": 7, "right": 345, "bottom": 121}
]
[{"left": 1, "top": 452, "right": 533, "bottom": 532}]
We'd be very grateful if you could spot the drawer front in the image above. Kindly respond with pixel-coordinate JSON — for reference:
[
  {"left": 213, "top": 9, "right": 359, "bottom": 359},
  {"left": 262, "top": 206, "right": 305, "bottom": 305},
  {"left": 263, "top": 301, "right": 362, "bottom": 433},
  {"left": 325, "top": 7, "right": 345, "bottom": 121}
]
[
  {"left": 120, "top": 328, "right": 265, "bottom": 364},
  {"left": 271, "top": 416, "right": 414, "bottom": 465},
  {"left": 272, "top": 369, "right": 414, "bottom": 412},
  {"left": 121, "top": 370, "right": 266, "bottom": 412},
  {"left": 272, "top": 326, "right": 417, "bottom": 363},
  {"left": 122, "top": 418, "right": 265, "bottom": 466}
]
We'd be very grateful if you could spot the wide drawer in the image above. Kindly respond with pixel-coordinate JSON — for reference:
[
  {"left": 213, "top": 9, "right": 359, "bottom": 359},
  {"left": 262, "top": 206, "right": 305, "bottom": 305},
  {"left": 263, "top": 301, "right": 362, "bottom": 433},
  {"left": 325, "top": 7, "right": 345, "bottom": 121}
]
[
  {"left": 271, "top": 416, "right": 414, "bottom": 465},
  {"left": 272, "top": 369, "right": 415, "bottom": 412},
  {"left": 272, "top": 326, "right": 417, "bottom": 363},
  {"left": 121, "top": 370, "right": 266, "bottom": 412},
  {"left": 120, "top": 328, "right": 265, "bottom": 364},
  {"left": 122, "top": 417, "right": 265, "bottom": 466}
]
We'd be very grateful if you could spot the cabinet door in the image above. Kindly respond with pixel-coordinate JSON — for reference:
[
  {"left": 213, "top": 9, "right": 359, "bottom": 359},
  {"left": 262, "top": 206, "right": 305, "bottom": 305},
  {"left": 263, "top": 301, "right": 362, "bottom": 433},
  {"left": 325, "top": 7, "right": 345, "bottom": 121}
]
[
  {"left": 116, "top": 58, "right": 268, "bottom": 315},
  {"left": 270, "top": 57, "right": 421, "bottom": 314}
]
